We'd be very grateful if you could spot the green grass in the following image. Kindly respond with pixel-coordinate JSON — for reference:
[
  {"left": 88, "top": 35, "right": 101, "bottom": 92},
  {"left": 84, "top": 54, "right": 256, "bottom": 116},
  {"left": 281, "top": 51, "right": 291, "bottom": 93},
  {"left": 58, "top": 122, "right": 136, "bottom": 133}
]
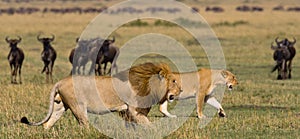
[{"left": 0, "top": 0, "right": 300, "bottom": 138}]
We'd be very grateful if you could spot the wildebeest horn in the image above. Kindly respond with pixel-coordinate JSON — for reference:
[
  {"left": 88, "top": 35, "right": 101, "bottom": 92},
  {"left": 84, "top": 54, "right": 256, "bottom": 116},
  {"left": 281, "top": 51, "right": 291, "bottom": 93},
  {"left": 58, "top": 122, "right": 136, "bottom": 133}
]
[
  {"left": 17, "top": 36, "right": 22, "bottom": 43},
  {"left": 271, "top": 42, "right": 277, "bottom": 50},
  {"left": 50, "top": 34, "right": 55, "bottom": 42},
  {"left": 37, "top": 34, "right": 43, "bottom": 42},
  {"left": 275, "top": 37, "right": 280, "bottom": 45},
  {"left": 291, "top": 37, "right": 296, "bottom": 44},
  {"left": 111, "top": 36, "right": 115, "bottom": 43},
  {"left": 5, "top": 36, "right": 10, "bottom": 43}
]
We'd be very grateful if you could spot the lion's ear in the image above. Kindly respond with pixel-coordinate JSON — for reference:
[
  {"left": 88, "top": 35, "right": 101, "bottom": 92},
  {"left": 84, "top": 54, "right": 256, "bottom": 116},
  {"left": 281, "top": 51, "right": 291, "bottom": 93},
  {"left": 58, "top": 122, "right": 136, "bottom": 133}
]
[
  {"left": 221, "top": 70, "right": 228, "bottom": 78},
  {"left": 158, "top": 70, "right": 166, "bottom": 80}
]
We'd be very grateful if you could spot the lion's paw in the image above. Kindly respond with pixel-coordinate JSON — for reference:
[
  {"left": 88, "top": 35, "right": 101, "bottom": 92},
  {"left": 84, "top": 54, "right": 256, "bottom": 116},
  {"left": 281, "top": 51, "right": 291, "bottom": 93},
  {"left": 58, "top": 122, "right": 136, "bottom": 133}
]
[{"left": 197, "top": 114, "right": 206, "bottom": 119}]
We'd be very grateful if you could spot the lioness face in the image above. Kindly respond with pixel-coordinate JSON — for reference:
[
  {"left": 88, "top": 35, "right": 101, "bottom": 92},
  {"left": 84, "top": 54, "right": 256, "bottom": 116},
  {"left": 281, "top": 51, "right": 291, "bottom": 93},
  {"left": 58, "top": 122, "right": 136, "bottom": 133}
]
[
  {"left": 166, "top": 74, "right": 182, "bottom": 103},
  {"left": 222, "top": 70, "right": 238, "bottom": 91}
]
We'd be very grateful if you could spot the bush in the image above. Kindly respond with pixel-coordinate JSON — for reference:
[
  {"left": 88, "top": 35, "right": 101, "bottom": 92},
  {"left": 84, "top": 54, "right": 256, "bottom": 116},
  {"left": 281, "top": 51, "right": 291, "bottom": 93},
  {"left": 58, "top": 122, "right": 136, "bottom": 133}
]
[
  {"left": 154, "top": 20, "right": 176, "bottom": 27},
  {"left": 212, "top": 20, "right": 249, "bottom": 27},
  {"left": 125, "top": 19, "right": 148, "bottom": 27}
]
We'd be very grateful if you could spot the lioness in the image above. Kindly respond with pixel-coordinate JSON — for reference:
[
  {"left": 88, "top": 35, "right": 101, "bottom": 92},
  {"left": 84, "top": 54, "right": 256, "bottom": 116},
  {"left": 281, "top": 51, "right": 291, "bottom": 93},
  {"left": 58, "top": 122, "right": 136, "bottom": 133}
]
[
  {"left": 21, "top": 63, "right": 182, "bottom": 128},
  {"left": 159, "top": 68, "right": 238, "bottom": 118}
]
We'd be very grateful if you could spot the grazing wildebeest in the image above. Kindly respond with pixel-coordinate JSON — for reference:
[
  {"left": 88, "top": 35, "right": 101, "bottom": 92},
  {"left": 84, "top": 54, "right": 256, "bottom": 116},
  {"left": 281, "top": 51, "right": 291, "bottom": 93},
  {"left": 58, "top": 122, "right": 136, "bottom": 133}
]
[
  {"left": 37, "top": 34, "right": 57, "bottom": 83},
  {"left": 5, "top": 36, "right": 25, "bottom": 84},
  {"left": 271, "top": 37, "right": 296, "bottom": 80},
  {"left": 94, "top": 37, "right": 119, "bottom": 76},
  {"left": 273, "top": 5, "right": 285, "bottom": 11},
  {"left": 205, "top": 6, "right": 224, "bottom": 13}
]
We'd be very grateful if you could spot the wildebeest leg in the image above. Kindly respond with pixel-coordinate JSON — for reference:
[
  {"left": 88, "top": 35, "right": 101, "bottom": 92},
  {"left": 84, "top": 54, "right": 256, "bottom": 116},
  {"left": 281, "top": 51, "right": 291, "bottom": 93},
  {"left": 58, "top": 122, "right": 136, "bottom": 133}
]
[
  {"left": 10, "top": 64, "right": 14, "bottom": 84},
  {"left": 13, "top": 64, "right": 18, "bottom": 84},
  {"left": 96, "top": 63, "right": 102, "bottom": 76},
  {"left": 71, "top": 65, "right": 76, "bottom": 75},
  {"left": 49, "top": 61, "right": 55, "bottom": 83},
  {"left": 45, "top": 66, "right": 49, "bottom": 83},
  {"left": 77, "top": 65, "right": 81, "bottom": 75},
  {"left": 89, "top": 61, "right": 96, "bottom": 75},
  {"left": 41, "top": 64, "right": 47, "bottom": 74},
  {"left": 277, "top": 67, "right": 282, "bottom": 80},
  {"left": 82, "top": 65, "right": 86, "bottom": 75},
  {"left": 288, "top": 60, "right": 292, "bottom": 79},
  {"left": 111, "top": 61, "right": 118, "bottom": 75},
  {"left": 283, "top": 61, "right": 288, "bottom": 79},
  {"left": 18, "top": 64, "right": 22, "bottom": 84},
  {"left": 103, "top": 63, "right": 108, "bottom": 75}
]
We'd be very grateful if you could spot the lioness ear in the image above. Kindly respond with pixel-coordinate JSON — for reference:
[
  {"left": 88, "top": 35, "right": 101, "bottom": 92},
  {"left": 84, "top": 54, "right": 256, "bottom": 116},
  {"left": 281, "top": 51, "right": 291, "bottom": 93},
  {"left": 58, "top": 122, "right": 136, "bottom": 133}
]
[
  {"left": 158, "top": 70, "right": 166, "bottom": 80},
  {"left": 221, "top": 70, "right": 228, "bottom": 78}
]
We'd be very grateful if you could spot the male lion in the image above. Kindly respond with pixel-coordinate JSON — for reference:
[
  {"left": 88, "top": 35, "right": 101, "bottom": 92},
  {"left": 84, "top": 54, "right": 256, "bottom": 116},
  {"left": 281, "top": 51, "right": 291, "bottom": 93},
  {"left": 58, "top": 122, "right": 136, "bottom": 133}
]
[
  {"left": 21, "top": 63, "right": 182, "bottom": 129},
  {"left": 159, "top": 68, "right": 238, "bottom": 118}
]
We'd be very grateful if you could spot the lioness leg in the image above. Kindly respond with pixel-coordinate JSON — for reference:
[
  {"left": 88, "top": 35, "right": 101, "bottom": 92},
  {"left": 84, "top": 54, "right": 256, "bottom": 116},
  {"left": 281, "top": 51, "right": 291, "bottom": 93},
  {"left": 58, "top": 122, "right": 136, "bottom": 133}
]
[
  {"left": 196, "top": 91, "right": 206, "bottom": 119},
  {"left": 43, "top": 95, "right": 66, "bottom": 129},
  {"left": 206, "top": 97, "right": 226, "bottom": 117}
]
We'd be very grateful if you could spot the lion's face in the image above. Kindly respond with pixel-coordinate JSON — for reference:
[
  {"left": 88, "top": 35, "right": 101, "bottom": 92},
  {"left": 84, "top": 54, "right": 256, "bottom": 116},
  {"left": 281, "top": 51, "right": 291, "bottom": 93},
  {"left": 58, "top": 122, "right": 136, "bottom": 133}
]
[
  {"left": 221, "top": 70, "right": 238, "bottom": 91},
  {"left": 166, "top": 74, "right": 182, "bottom": 103}
]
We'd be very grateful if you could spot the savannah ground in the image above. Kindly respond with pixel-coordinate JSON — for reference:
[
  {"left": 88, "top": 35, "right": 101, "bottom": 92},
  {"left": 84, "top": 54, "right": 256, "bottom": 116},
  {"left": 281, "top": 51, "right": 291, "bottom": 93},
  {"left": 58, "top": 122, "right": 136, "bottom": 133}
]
[{"left": 0, "top": 0, "right": 300, "bottom": 138}]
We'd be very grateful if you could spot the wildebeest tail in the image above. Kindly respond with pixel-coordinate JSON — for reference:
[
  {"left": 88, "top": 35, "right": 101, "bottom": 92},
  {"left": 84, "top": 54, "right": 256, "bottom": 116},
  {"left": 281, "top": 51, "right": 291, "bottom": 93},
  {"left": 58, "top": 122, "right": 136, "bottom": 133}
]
[{"left": 271, "top": 64, "right": 279, "bottom": 73}]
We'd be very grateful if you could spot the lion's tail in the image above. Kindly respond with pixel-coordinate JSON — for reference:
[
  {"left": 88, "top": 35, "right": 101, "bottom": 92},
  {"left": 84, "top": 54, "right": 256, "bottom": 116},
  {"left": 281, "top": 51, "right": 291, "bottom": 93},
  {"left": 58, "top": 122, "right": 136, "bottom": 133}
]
[{"left": 20, "top": 82, "right": 59, "bottom": 126}]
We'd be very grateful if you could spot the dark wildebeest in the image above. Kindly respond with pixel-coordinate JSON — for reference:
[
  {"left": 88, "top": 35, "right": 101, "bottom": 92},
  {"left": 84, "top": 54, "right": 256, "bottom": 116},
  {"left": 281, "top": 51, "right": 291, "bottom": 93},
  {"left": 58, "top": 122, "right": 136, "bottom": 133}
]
[
  {"left": 96, "top": 44, "right": 119, "bottom": 76},
  {"left": 69, "top": 38, "right": 92, "bottom": 75},
  {"left": 37, "top": 34, "right": 57, "bottom": 83},
  {"left": 86, "top": 37, "right": 118, "bottom": 76},
  {"left": 5, "top": 36, "right": 25, "bottom": 84},
  {"left": 273, "top": 5, "right": 285, "bottom": 11},
  {"left": 271, "top": 37, "right": 296, "bottom": 80},
  {"left": 205, "top": 6, "right": 224, "bottom": 13}
]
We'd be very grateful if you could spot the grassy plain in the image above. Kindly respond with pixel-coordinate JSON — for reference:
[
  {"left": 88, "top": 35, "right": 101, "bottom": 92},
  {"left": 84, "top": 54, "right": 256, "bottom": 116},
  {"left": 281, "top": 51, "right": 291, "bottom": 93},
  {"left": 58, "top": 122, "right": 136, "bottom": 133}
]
[{"left": 0, "top": 0, "right": 300, "bottom": 138}]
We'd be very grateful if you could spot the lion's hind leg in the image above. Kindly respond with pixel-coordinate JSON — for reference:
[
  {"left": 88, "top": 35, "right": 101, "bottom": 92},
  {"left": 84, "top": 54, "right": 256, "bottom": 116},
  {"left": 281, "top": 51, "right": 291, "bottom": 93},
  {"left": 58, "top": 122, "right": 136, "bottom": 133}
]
[
  {"left": 43, "top": 94, "right": 67, "bottom": 129},
  {"left": 68, "top": 104, "right": 89, "bottom": 128},
  {"left": 125, "top": 106, "right": 151, "bottom": 125}
]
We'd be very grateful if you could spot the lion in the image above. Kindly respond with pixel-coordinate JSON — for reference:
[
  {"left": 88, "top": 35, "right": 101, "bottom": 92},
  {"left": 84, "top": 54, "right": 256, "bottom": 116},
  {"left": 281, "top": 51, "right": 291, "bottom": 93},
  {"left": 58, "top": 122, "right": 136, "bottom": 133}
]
[
  {"left": 159, "top": 68, "right": 238, "bottom": 118},
  {"left": 20, "top": 62, "right": 182, "bottom": 129}
]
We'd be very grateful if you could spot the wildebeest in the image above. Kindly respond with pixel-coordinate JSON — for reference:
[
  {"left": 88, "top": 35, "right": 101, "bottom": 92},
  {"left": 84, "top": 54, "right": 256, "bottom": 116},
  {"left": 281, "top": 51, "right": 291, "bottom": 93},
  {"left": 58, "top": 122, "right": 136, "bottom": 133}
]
[
  {"left": 205, "top": 6, "right": 224, "bottom": 13},
  {"left": 273, "top": 5, "right": 285, "bottom": 11},
  {"left": 5, "top": 36, "right": 25, "bottom": 84},
  {"left": 94, "top": 37, "right": 119, "bottom": 76},
  {"left": 37, "top": 34, "right": 57, "bottom": 83},
  {"left": 271, "top": 37, "right": 296, "bottom": 80},
  {"left": 236, "top": 5, "right": 263, "bottom": 12}
]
